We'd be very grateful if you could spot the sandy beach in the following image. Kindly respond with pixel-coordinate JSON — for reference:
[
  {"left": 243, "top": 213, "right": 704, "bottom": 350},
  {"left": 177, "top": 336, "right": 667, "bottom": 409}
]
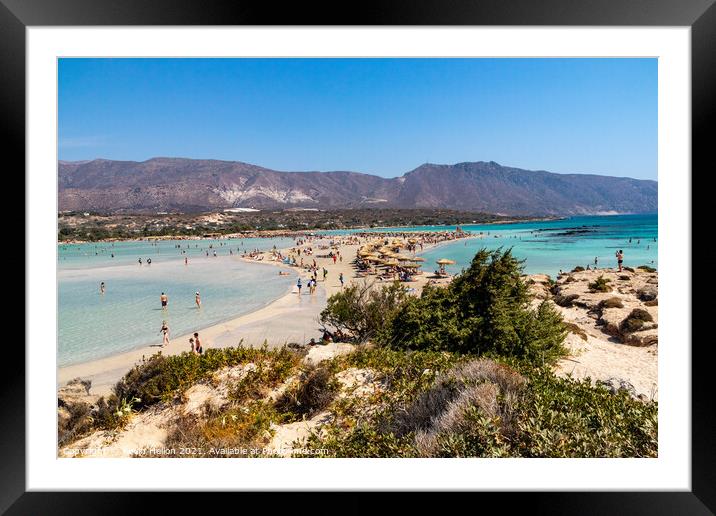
[{"left": 58, "top": 232, "right": 472, "bottom": 395}]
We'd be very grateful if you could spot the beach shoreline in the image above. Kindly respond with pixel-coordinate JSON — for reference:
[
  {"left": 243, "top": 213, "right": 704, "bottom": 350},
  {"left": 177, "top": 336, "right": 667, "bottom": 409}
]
[{"left": 58, "top": 231, "right": 475, "bottom": 395}]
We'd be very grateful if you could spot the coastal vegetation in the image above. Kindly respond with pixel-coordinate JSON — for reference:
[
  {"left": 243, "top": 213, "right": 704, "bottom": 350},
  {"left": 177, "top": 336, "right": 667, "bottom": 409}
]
[
  {"left": 304, "top": 350, "right": 657, "bottom": 458},
  {"left": 588, "top": 275, "right": 612, "bottom": 293},
  {"left": 58, "top": 209, "right": 520, "bottom": 242},
  {"left": 59, "top": 248, "right": 657, "bottom": 458},
  {"left": 323, "top": 248, "right": 567, "bottom": 364}
]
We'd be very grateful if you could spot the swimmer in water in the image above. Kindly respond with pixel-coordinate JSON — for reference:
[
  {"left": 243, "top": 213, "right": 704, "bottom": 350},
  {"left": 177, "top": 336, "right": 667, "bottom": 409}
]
[
  {"left": 100, "top": 281, "right": 105, "bottom": 294},
  {"left": 195, "top": 291, "right": 201, "bottom": 308},
  {"left": 138, "top": 258, "right": 142, "bottom": 266},
  {"left": 160, "top": 292, "right": 168, "bottom": 309}
]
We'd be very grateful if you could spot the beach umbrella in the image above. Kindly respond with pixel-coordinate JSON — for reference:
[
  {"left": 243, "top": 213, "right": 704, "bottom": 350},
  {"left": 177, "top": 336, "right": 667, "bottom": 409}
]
[
  {"left": 382, "top": 259, "right": 399, "bottom": 266},
  {"left": 436, "top": 258, "right": 456, "bottom": 265},
  {"left": 401, "top": 262, "right": 421, "bottom": 268},
  {"left": 411, "top": 257, "right": 426, "bottom": 262}
]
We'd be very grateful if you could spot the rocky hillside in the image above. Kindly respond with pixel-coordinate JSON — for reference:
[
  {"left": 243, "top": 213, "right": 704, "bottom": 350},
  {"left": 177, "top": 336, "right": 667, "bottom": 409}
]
[{"left": 58, "top": 158, "right": 657, "bottom": 216}]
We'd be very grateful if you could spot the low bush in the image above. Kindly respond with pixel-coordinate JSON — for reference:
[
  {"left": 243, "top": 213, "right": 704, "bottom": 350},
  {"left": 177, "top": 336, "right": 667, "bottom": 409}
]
[
  {"left": 619, "top": 308, "right": 654, "bottom": 333},
  {"left": 383, "top": 249, "right": 568, "bottom": 364},
  {"left": 275, "top": 364, "right": 339, "bottom": 419},
  {"left": 571, "top": 266, "right": 585, "bottom": 272},
  {"left": 588, "top": 275, "right": 612, "bottom": 293},
  {"left": 58, "top": 402, "right": 94, "bottom": 446},
  {"left": 637, "top": 265, "right": 657, "bottom": 273},
  {"left": 599, "top": 297, "right": 624, "bottom": 309},
  {"left": 160, "top": 402, "right": 281, "bottom": 457},
  {"left": 113, "top": 345, "right": 300, "bottom": 409},
  {"left": 309, "top": 351, "right": 658, "bottom": 458},
  {"left": 554, "top": 293, "right": 580, "bottom": 307},
  {"left": 644, "top": 299, "right": 658, "bottom": 307},
  {"left": 320, "top": 280, "right": 408, "bottom": 343}
]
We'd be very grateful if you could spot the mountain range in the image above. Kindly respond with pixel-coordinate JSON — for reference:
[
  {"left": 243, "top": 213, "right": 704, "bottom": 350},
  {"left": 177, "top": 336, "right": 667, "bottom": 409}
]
[{"left": 58, "top": 158, "right": 657, "bottom": 216}]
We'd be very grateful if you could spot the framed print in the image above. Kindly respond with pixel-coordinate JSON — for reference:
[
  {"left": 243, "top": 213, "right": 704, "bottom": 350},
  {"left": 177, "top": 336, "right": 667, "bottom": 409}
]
[{"left": 5, "top": 0, "right": 714, "bottom": 513}]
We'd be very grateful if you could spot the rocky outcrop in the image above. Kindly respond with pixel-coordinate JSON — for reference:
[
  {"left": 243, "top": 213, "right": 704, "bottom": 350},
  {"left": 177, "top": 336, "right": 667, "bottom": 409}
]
[{"left": 549, "top": 268, "right": 658, "bottom": 346}]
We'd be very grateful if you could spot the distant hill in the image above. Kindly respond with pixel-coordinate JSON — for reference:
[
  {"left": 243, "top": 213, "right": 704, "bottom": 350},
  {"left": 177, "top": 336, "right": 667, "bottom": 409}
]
[{"left": 58, "top": 158, "right": 657, "bottom": 216}]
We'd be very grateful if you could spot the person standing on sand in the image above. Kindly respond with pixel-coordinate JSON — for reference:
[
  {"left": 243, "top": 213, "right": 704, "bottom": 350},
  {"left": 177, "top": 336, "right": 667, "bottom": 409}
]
[
  {"left": 616, "top": 250, "right": 624, "bottom": 272},
  {"left": 189, "top": 337, "right": 196, "bottom": 353},
  {"left": 160, "top": 292, "right": 168, "bottom": 309},
  {"left": 297, "top": 278, "right": 302, "bottom": 295},
  {"left": 195, "top": 291, "right": 201, "bottom": 308},
  {"left": 194, "top": 332, "right": 203, "bottom": 354},
  {"left": 100, "top": 282, "right": 105, "bottom": 294},
  {"left": 159, "top": 320, "right": 170, "bottom": 347},
  {"left": 594, "top": 256, "right": 598, "bottom": 267},
  {"left": 138, "top": 258, "right": 142, "bottom": 266},
  {"left": 339, "top": 272, "right": 344, "bottom": 288}
]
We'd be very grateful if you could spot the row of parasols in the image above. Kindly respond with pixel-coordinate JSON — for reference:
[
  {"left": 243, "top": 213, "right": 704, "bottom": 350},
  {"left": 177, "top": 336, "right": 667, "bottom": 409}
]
[{"left": 355, "top": 238, "right": 456, "bottom": 275}]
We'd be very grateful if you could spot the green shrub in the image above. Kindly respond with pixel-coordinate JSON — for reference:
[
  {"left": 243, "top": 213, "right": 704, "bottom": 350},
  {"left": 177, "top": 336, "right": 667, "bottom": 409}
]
[
  {"left": 637, "top": 265, "right": 657, "bottom": 273},
  {"left": 571, "top": 266, "right": 585, "bottom": 272},
  {"left": 644, "top": 299, "right": 658, "bottom": 307},
  {"left": 383, "top": 249, "right": 567, "bottom": 364},
  {"left": 320, "top": 280, "right": 408, "bottom": 343},
  {"left": 113, "top": 345, "right": 300, "bottom": 409},
  {"left": 619, "top": 308, "right": 654, "bottom": 333},
  {"left": 588, "top": 275, "right": 612, "bottom": 293}
]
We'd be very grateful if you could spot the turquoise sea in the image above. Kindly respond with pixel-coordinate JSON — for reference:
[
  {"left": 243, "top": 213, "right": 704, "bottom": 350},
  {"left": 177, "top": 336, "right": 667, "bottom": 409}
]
[
  {"left": 321, "top": 213, "right": 657, "bottom": 276},
  {"left": 58, "top": 236, "right": 299, "bottom": 366},
  {"left": 58, "top": 214, "right": 656, "bottom": 366}
]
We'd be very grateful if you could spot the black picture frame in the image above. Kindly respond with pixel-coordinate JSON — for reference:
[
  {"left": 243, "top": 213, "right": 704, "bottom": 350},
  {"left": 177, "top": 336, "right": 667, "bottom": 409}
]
[{"left": 4, "top": 0, "right": 712, "bottom": 513}]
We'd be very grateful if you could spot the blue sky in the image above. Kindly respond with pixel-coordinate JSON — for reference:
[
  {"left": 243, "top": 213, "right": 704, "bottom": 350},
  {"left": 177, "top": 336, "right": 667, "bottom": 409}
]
[{"left": 58, "top": 58, "right": 657, "bottom": 180}]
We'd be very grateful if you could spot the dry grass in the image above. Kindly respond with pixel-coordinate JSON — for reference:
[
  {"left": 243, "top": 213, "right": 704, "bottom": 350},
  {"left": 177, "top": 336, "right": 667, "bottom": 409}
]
[
  {"left": 563, "top": 322, "right": 588, "bottom": 341},
  {"left": 390, "top": 359, "right": 526, "bottom": 456},
  {"left": 619, "top": 308, "right": 654, "bottom": 333},
  {"left": 274, "top": 364, "right": 339, "bottom": 420},
  {"left": 599, "top": 297, "right": 624, "bottom": 309}
]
